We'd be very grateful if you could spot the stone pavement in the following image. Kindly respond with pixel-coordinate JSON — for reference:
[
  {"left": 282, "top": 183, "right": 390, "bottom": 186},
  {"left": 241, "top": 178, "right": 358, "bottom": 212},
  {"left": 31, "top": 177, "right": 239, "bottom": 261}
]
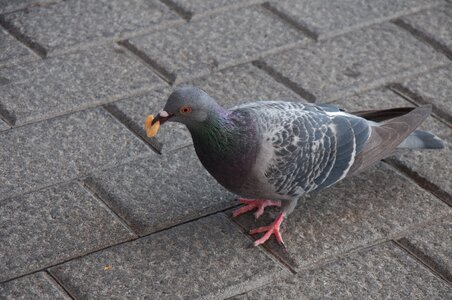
[{"left": 0, "top": 0, "right": 451, "bottom": 298}]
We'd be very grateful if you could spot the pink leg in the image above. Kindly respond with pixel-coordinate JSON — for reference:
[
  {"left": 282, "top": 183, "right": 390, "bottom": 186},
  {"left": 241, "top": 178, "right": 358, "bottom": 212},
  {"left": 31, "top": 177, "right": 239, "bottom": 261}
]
[
  {"left": 232, "top": 198, "right": 281, "bottom": 219},
  {"left": 250, "top": 213, "right": 285, "bottom": 247}
]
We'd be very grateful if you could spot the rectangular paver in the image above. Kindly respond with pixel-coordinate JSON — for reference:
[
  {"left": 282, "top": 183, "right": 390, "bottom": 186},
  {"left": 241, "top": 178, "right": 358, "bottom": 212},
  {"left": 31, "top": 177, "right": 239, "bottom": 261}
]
[
  {"left": 0, "top": 108, "right": 151, "bottom": 201},
  {"left": 0, "top": 45, "right": 165, "bottom": 126},
  {"left": 238, "top": 243, "right": 452, "bottom": 299},
  {"left": 87, "top": 146, "right": 235, "bottom": 236},
  {"left": 0, "top": 27, "right": 36, "bottom": 68},
  {"left": 109, "top": 63, "right": 304, "bottom": 151},
  {"left": 232, "top": 163, "right": 451, "bottom": 270},
  {"left": 262, "top": 23, "right": 449, "bottom": 103},
  {"left": 1, "top": 0, "right": 183, "bottom": 55},
  {"left": 50, "top": 214, "right": 290, "bottom": 299},
  {"left": 400, "top": 4, "right": 452, "bottom": 55},
  {"left": 267, "top": 0, "right": 442, "bottom": 40},
  {"left": 399, "top": 64, "right": 452, "bottom": 123},
  {"left": 168, "top": 0, "right": 264, "bottom": 19},
  {"left": 0, "top": 182, "right": 135, "bottom": 281},
  {"left": 0, "top": 272, "right": 69, "bottom": 299},
  {"left": 128, "top": 6, "right": 308, "bottom": 83},
  {"left": 334, "top": 88, "right": 451, "bottom": 197}
]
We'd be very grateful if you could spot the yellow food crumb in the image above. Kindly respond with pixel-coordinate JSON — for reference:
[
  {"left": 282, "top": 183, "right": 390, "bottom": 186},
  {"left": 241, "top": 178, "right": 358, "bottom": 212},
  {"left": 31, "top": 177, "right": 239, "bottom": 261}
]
[
  {"left": 145, "top": 114, "right": 160, "bottom": 137},
  {"left": 103, "top": 265, "right": 113, "bottom": 271}
]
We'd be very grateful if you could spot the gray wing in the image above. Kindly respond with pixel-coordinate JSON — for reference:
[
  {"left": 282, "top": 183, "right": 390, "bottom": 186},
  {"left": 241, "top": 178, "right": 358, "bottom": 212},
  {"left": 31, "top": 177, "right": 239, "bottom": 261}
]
[{"left": 235, "top": 101, "right": 370, "bottom": 198}]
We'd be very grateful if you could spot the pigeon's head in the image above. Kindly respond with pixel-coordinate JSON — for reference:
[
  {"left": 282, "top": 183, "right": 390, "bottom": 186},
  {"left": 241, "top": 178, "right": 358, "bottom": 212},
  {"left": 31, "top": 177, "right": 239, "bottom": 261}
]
[{"left": 145, "top": 86, "right": 222, "bottom": 137}]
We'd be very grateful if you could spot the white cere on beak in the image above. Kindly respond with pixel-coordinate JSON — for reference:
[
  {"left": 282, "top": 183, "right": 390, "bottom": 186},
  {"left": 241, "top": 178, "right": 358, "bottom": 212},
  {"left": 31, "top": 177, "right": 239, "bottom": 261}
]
[{"left": 159, "top": 110, "right": 169, "bottom": 117}]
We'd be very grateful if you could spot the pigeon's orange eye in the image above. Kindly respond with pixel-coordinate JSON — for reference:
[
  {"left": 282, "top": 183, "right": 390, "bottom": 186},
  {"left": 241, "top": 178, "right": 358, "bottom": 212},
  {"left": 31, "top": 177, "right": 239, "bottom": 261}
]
[{"left": 180, "top": 106, "right": 192, "bottom": 114}]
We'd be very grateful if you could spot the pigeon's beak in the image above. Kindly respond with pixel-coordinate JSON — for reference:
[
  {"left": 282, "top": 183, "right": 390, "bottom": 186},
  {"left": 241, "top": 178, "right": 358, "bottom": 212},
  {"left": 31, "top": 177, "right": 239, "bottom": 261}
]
[{"left": 144, "top": 110, "right": 173, "bottom": 138}]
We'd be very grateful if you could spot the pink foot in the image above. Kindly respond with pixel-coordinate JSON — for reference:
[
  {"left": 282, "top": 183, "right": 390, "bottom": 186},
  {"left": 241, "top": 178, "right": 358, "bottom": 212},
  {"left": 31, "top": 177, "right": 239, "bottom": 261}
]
[
  {"left": 232, "top": 198, "right": 281, "bottom": 219},
  {"left": 250, "top": 213, "right": 285, "bottom": 247}
]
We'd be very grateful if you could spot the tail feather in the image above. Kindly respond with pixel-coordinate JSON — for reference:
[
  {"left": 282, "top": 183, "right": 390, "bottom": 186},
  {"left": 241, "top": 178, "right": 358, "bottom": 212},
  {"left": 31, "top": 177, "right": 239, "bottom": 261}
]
[{"left": 398, "top": 130, "right": 444, "bottom": 149}]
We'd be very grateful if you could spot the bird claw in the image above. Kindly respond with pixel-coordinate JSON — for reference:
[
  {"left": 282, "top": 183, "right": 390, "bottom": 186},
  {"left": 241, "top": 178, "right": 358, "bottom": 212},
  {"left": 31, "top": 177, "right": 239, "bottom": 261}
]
[
  {"left": 232, "top": 198, "right": 281, "bottom": 219},
  {"left": 250, "top": 213, "right": 285, "bottom": 246}
]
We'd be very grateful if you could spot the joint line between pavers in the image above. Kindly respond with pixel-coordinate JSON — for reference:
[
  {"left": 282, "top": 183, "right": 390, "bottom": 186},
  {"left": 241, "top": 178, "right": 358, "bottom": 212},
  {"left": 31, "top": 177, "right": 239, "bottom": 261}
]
[
  {"left": 103, "top": 103, "right": 163, "bottom": 155},
  {"left": 382, "top": 159, "right": 452, "bottom": 207},
  {"left": 252, "top": 60, "right": 317, "bottom": 102},
  {"left": 44, "top": 270, "right": 76, "bottom": 300},
  {"left": 388, "top": 83, "right": 452, "bottom": 126},
  {"left": 392, "top": 18, "right": 452, "bottom": 61},
  {"left": 393, "top": 239, "right": 452, "bottom": 285},
  {"left": 260, "top": 2, "right": 318, "bottom": 41},
  {"left": 158, "top": 0, "right": 192, "bottom": 21},
  {"left": 0, "top": 15, "right": 47, "bottom": 58},
  {"left": 118, "top": 40, "right": 176, "bottom": 85}
]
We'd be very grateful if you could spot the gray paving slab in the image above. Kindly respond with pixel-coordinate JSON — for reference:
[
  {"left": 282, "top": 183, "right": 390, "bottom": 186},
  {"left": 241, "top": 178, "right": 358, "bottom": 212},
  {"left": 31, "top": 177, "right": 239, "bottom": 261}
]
[
  {"left": 49, "top": 214, "right": 290, "bottom": 299},
  {"left": 168, "top": 0, "right": 264, "bottom": 19},
  {"left": 1, "top": 0, "right": 183, "bottom": 55},
  {"left": 0, "top": 0, "right": 56, "bottom": 14},
  {"left": 109, "top": 64, "right": 304, "bottom": 151},
  {"left": 0, "top": 45, "right": 164, "bottom": 126},
  {"left": 0, "top": 182, "right": 134, "bottom": 282},
  {"left": 334, "top": 88, "right": 452, "bottom": 196},
  {"left": 128, "top": 6, "right": 308, "bottom": 83},
  {"left": 236, "top": 243, "right": 452, "bottom": 299},
  {"left": 87, "top": 146, "right": 235, "bottom": 236},
  {"left": 0, "top": 119, "right": 9, "bottom": 131},
  {"left": 0, "top": 272, "right": 69, "bottom": 299},
  {"left": 400, "top": 64, "right": 452, "bottom": 122},
  {"left": 232, "top": 163, "right": 451, "bottom": 270},
  {"left": 0, "top": 108, "right": 151, "bottom": 201},
  {"left": 399, "top": 217, "right": 452, "bottom": 281},
  {"left": 401, "top": 4, "right": 452, "bottom": 52},
  {"left": 0, "top": 27, "right": 35, "bottom": 68},
  {"left": 267, "top": 0, "right": 442, "bottom": 40},
  {"left": 262, "top": 23, "right": 449, "bottom": 103}
]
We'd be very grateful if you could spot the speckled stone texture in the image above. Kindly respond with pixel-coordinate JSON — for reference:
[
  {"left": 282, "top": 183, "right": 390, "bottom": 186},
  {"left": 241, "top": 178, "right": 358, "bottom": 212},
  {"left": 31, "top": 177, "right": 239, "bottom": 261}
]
[
  {"left": 87, "top": 147, "right": 235, "bottom": 236},
  {"left": 108, "top": 64, "right": 303, "bottom": 151},
  {"left": 168, "top": 0, "right": 264, "bottom": 19},
  {"left": 0, "top": 0, "right": 53, "bottom": 14},
  {"left": 267, "top": 0, "right": 442, "bottom": 40},
  {"left": 334, "top": 88, "right": 452, "bottom": 196},
  {"left": 232, "top": 163, "right": 451, "bottom": 270},
  {"left": 0, "top": 108, "right": 151, "bottom": 201},
  {"left": 400, "top": 64, "right": 452, "bottom": 122},
  {"left": 237, "top": 243, "right": 452, "bottom": 299},
  {"left": 0, "top": 272, "right": 70, "bottom": 299},
  {"left": 401, "top": 217, "right": 452, "bottom": 278},
  {"left": 262, "top": 23, "right": 448, "bottom": 103},
  {"left": 1, "top": 0, "right": 183, "bottom": 55},
  {"left": 49, "top": 214, "right": 290, "bottom": 299},
  {"left": 0, "top": 119, "right": 8, "bottom": 131},
  {"left": 0, "top": 27, "right": 35, "bottom": 67},
  {"left": 0, "top": 182, "right": 134, "bottom": 281},
  {"left": 401, "top": 4, "right": 452, "bottom": 51},
  {"left": 0, "top": 45, "right": 164, "bottom": 126},
  {"left": 128, "top": 6, "right": 308, "bottom": 83}
]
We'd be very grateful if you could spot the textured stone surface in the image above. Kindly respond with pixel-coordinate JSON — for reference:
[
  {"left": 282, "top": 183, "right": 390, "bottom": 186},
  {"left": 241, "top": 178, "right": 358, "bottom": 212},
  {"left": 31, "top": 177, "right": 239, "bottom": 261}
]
[
  {"left": 0, "top": 119, "right": 8, "bottom": 131},
  {"left": 0, "top": 27, "right": 35, "bottom": 67},
  {"left": 0, "top": 0, "right": 54, "bottom": 14},
  {"left": 268, "top": 0, "right": 441, "bottom": 39},
  {"left": 50, "top": 214, "right": 290, "bottom": 299},
  {"left": 0, "top": 45, "right": 164, "bottom": 126},
  {"left": 232, "top": 163, "right": 451, "bottom": 270},
  {"left": 263, "top": 23, "right": 448, "bottom": 103},
  {"left": 2, "top": 0, "right": 182, "bottom": 55},
  {"left": 88, "top": 147, "right": 235, "bottom": 235},
  {"left": 400, "top": 64, "right": 452, "bottom": 122},
  {"left": 238, "top": 243, "right": 452, "bottom": 299},
  {"left": 0, "top": 272, "right": 69, "bottom": 299},
  {"left": 0, "top": 182, "right": 134, "bottom": 281},
  {"left": 402, "top": 217, "right": 452, "bottom": 277},
  {"left": 0, "top": 108, "right": 151, "bottom": 201},
  {"left": 170, "top": 0, "right": 264, "bottom": 19},
  {"left": 401, "top": 5, "right": 452, "bottom": 50},
  {"left": 109, "top": 64, "right": 303, "bottom": 151},
  {"left": 129, "top": 6, "right": 308, "bottom": 83},
  {"left": 335, "top": 88, "right": 452, "bottom": 195}
]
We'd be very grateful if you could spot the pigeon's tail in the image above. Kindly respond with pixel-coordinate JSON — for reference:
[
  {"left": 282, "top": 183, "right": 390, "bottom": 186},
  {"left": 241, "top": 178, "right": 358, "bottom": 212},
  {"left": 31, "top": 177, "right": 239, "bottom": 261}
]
[{"left": 398, "top": 130, "right": 444, "bottom": 149}]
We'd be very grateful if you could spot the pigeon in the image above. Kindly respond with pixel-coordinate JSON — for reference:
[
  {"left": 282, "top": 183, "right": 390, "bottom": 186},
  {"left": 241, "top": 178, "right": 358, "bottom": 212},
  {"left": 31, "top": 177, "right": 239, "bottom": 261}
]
[{"left": 146, "top": 86, "right": 444, "bottom": 246}]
